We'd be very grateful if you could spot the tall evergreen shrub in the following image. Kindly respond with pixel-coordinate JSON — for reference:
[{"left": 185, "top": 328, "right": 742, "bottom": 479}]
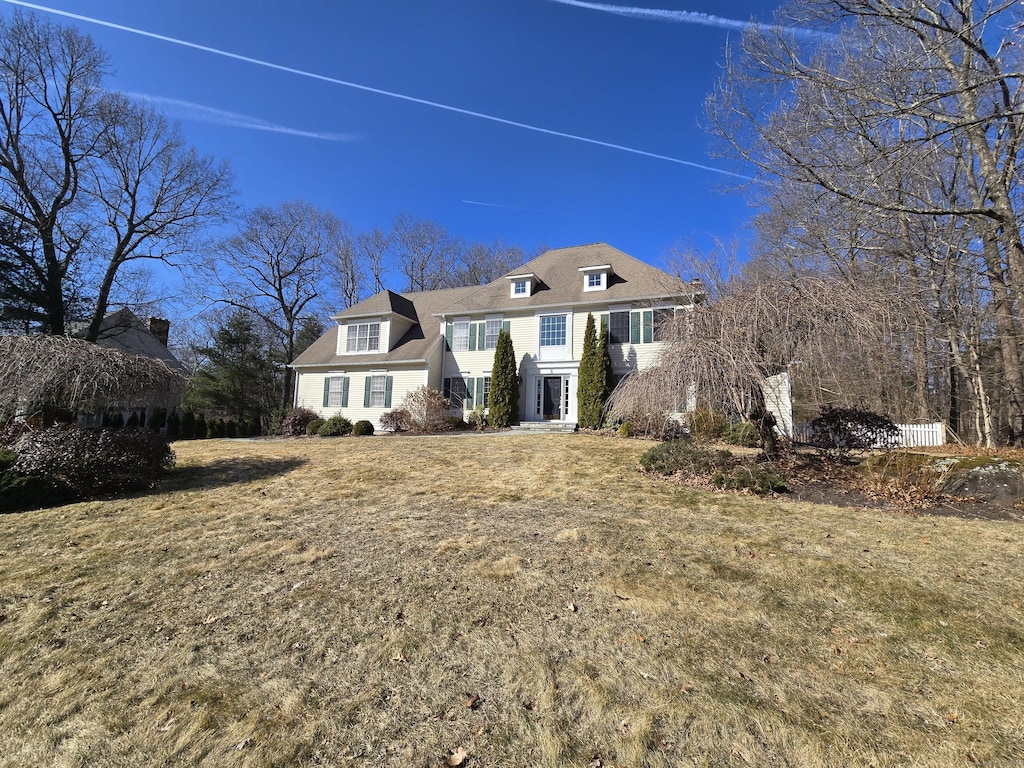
[
  {"left": 577, "top": 314, "right": 603, "bottom": 429},
  {"left": 489, "top": 328, "right": 519, "bottom": 428}
]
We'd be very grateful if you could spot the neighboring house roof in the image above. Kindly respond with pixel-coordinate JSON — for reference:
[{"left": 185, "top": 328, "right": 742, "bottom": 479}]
[
  {"left": 434, "top": 242, "right": 693, "bottom": 315},
  {"left": 78, "top": 308, "right": 187, "bottom": 373},
  {"left": 292, "top": 285, "right": 480, "bottom": 367}
]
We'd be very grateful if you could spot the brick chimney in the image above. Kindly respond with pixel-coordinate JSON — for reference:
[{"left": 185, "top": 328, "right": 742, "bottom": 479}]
[{"left": 147, "top": 317, "right": 170, "bottom": 347}]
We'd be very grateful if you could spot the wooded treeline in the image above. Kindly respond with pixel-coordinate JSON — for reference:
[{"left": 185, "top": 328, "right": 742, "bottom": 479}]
[{"left": 703, "top": 0, "right": 1024, "bottom": 446}]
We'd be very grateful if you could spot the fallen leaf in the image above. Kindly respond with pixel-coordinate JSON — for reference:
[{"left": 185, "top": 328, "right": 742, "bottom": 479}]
[
  {"left": 617, "top": 718, "right": 630, "bottom": 734},
  {"left": 567, "top": 601, "right": 577, "bottom": 613},
  {"left": 464, "top": 693, "right": 481, "bottom": 710},
  {"left": 447, "top": 746, "right": 468, "bottom": 766},
  {"left": 588, "top": 758, "right": 602, "bottom": 768}
]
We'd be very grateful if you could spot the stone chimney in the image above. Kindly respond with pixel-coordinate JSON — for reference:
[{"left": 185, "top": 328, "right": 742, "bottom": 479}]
[{"left": 147, "top": 317, "right": 170, "bottom": 347}]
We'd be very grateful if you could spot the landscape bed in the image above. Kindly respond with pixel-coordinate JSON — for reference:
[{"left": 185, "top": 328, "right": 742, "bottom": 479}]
[{"left": 0, "top": 434, "right": 1021, "bottom": 767}]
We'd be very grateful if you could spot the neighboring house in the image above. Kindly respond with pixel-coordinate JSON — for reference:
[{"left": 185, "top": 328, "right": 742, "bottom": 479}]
[
  {"left": 290, "top": 243, "right": 701, "bottom": 429},
  {"left": 74, "top": 308, "right": 187, "bottom": 428}
]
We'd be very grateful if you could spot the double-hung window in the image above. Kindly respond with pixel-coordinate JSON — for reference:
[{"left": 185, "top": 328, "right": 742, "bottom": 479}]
[
  {"left": 484, "top": 319, "right": 501, "bottom": 350},
  {"left": 539, "top": 314, "right": 567, "bottom": 347},
  {"left": 369, "top": 374, "right": 387, "bottom": 407},
  {"left": 326, "top": 376, "right": 347, "bottom": 407},
  {"left": 346, "top": 321, "right": 380, "bottom": 352},
  {"left": 452, "top": 320, "right": 470, "bottom": 351},
  {"left": 608, "top": 311, "right": 630, "bottom": 345}
]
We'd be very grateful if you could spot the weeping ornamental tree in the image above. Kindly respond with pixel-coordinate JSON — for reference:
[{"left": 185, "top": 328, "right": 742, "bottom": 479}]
[
  {"left": 607, "top": 276, "right": 905, "bottom": 455},
  {"left": 0, "top": 335, "right": 186, "bottom": 424},
  {"left": 488, "top": 328, "right": 519, "bottom": 428}
]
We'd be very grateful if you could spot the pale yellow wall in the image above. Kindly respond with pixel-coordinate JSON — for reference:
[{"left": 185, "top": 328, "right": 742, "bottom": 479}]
[{"left": 294, "top": 365, "right": 429, "bottom": 430}]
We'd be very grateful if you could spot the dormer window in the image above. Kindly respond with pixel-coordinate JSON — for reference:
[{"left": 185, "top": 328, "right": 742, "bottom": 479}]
[
  {"left": 579, "top": 264, "right": 611, "bottom": 292},
  {"left": 346, "top": 320, "right": 380, "bottom": 352},
  {"left": 507, "top": 273, "right": 536, "bottom": 298}
]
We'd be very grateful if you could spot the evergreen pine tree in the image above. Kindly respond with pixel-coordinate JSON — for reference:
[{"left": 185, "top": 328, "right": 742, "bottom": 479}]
[
  {"left": 577, "top": 314, "right": 602, "bottom": 429},
  {"left": 194, "top": 413, "right": 207, "bottom": 439},
  {"left": 489, "top": 328, "right": 519, "bottom": 428}
]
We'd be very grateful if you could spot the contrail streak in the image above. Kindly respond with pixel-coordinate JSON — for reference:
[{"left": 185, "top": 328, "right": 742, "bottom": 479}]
[
  {"left": 0, "top": 0, "right": 751, "bottom": 179},
  {"left": 547, "top": 0, "right": 821, "bottom": 39},
  {"left": 128, "top": 93, "right": 359, "bottom": 141}
]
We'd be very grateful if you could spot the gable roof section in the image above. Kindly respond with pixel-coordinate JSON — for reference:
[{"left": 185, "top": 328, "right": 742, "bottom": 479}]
[
  {"left": 331, "top": 288, "right": 417, "bottom": 322},
  {"left": 80, "top": 308, "right": 187, "bottom": 373},
  {"left": 433, "top": 243, "right": 692, "bottom": 315},
  {"left": 292, "top": 285, "right": 480, "bottom": 368}
]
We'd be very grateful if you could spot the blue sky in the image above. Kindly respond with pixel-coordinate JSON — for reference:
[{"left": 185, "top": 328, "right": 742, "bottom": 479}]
[{"left": 1, "top": 0, "right": 782, "bottom": 287}]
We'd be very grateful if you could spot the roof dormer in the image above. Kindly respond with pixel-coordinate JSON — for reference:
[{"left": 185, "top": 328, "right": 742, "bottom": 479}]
[
  {"left": 506, "top": 273, "right": 536, "bottom": 298},
  {"left": 579, "top": 264, "right": 612, "bottom": 292}
]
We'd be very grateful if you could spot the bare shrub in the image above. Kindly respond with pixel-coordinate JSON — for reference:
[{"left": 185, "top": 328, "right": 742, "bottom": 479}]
[
  {"left": 401, "top": 387, "right": 451, "bottom": 432},
  {"left": 281, "top": 407, "right": 320, "bottom": 437}
]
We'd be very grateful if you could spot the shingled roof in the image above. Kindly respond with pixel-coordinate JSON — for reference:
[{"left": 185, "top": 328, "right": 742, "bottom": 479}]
[
  {"left": 291, "top": 285, "right": 480, "bottom": 367},
  {"left": 432, "top": 243, "right": 692, "bottom": 315}
]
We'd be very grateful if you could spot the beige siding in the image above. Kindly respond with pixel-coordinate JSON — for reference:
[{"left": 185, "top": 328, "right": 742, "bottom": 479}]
[{"left": 293, "top": 365, "right": 428, "bottom": 430}]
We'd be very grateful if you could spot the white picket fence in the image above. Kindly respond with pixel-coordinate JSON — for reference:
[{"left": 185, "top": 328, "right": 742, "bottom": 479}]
[{"left": 792, "top": 421, "right": 945, "bottom": 448}]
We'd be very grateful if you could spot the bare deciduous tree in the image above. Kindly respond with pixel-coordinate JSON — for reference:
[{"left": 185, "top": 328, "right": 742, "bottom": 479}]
[
  {"left": 207, "top": 201, "right": 341, "bottom": 412},
  {"left": 706, "top": 0, "right": 1024, "bottom": 444},
  {"left": 0, "top": 13, "right": 233, "bottom": 337}
]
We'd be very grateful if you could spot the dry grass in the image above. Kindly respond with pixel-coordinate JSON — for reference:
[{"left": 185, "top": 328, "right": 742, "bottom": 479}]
[{"left": 1, "top": 434, "right": 1022, "bottom": 767}]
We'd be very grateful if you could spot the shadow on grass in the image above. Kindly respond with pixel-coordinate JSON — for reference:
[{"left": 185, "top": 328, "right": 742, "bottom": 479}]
[
  {"left": 163, "top": 456, "right": 307, "bottom": 492},
  {"left": 1, "top": 457, "right": 307, "bottom": 514}
]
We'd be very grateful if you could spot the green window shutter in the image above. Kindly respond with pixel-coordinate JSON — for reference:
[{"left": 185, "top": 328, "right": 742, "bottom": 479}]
[
  {"left": 600, "top": 313, "right": 608, "bottom": 330},
  {"left": 363, "top": 376, "right": 372, "bottom": 407},
  {"left": 341, "top": 377, "right": 350, "bottom": 407},
  {"left": 643, "top": 310, "right": 653, "bottom": 344},
  {"left": 445, "top": 324, "right": 453, "bottom": 350},
  {"left": 384, "top": 376, "right": 393, "bottom": 407},
  {"left": 443, "top": 378, "right": 452, "bottom": 399},
  {"left": 478, "top": 323, "right": 486, "bottom": 349},
  {"left": 466, "top": 377, "right": 475, "bottom": 407},
  {"left": 630, "top": 311, "right": 641, "bottom": 344},
  {"left": 469, "top": 322, "right": 477, "bottom": 351},
  {"left": 502, "top": 320, "right": 510, "bottom": 334},
  {"left": 475, "top": 377, "right": 484, "bottom": 405},
  {"left": 323, "top": 378, "right": 331, "bottom": 407}
]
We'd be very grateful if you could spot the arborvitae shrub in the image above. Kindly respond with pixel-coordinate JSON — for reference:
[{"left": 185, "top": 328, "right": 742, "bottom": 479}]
[
  {"left": 126, "top": 412, "right": 140, "bottom": 429},
  {"left": 317, "top": 415, "right": 352, "bottom": 436},
  {"left": 352, "top": 420, "right": 374, "bottom": 436},
  {"left": 150, "top": 408, "right": 167, "bottom": 432},
  {"left": 306, "top": 418, "right": 325, "bottom": 436},
  {"left": 281, "top": 407, "right": 320, "bottom": 437},
  {"left": 380, "top": 409, "right": 413, "bottom": 433},
  {"left": 194, "top": 413, "right": 207, "bottom": 439},
  {"left": 13, "top": 426, "right": 174, "bottom": 498},
  {"left": 106, "top": 411, "right": 124, "bottom": 430},
  {"left": 166, "top": 410, "right": 181, "bottom": 440},
  {"left": 225, "top": 420, "right": 238, "bottom": 438},
  {"left": 181, "top": 411, "right": 196, "bottom": 439}
]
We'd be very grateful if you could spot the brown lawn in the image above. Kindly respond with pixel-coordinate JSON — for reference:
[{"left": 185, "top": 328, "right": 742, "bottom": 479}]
[{"left": 0, "top": 433, "right": 1021, "bottom": 767}]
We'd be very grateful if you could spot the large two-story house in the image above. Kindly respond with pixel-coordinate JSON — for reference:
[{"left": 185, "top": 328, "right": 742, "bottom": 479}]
[{"left": 290, "top": 243, "right": 701, "bottom": 429}]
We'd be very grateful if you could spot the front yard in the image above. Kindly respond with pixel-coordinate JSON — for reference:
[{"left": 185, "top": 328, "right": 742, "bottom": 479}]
[{"left": 0, "top": 434, "right": 1021, "bottom": 767}]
